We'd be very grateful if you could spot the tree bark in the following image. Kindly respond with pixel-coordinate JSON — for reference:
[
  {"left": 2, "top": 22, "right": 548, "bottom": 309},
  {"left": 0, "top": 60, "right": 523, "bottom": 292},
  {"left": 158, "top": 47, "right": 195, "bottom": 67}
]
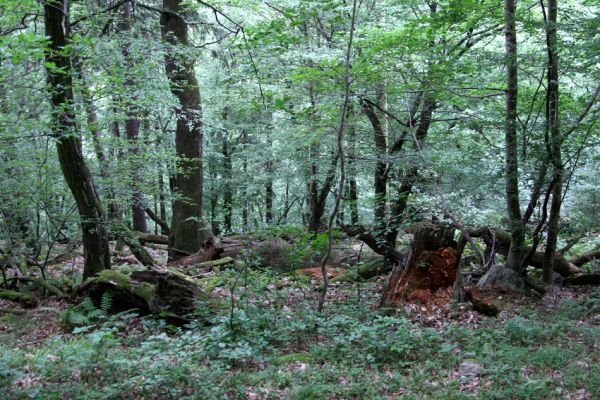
[
  {"left": 360, "top": 97, "right": 387, "bottom": 240},
  {"left": 503, "top": 0, "right": 525, "bottom": 273},
  {"left": 346, "top": 115, "right": 359, "bottom": 225},
  {"left": 44, "top": 0, "right": 110, "bottom": 280},
  {"left": 221, "top": 130, "right": 233, "bottom": 233},
  {"left": 119, "top": 2, "right": 147, "bottom": 233},
  {"left": 161, "top": 0, "right": 213, "bottom": 260},
  {"left": 542, "top": 0, "right": 562, "bottom": 284}
]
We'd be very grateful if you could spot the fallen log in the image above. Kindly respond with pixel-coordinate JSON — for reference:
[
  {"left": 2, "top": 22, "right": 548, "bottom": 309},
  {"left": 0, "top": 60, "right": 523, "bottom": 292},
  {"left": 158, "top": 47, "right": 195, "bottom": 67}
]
[
  {"left": 570, "top": 248, "right": 600, "bottom": 267},
  {"left": 566, "top": 273, "right": 600, "bottom": 285},
  {"left": 330, "top": 258, "right": 393, "bottom": 283},
  {"left": 134, "top": 232, "right": 169, "bottom": 245},
  {"left": 77, "top": 269, "right": 222, "bottom": 323},
  {"left": 0, "top": 289, "right": 38, "bottom": 308}
]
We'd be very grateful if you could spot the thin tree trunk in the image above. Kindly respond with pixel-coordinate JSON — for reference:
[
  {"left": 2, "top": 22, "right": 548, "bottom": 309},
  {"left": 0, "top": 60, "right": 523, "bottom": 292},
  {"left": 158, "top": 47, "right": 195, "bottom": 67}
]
[
  {"left": 360, "top": 97, "right": 387, "bottom": 239},
  {"left": 542, "top": 0, "right": 561, "bottom": 284},
  {"left": 346, "top": 113, "right": 359, "bottom": 225},
  {"left": 222, "top": 131, "right": 233, "bottom": 234},
  {"left": 503, "top": 0, "right": 525, "bottom": 272},
  {"left": 43, "top": 0, "right": 110, "bottom": 279},
  {"left": 161, "top": 0, "right": 213, "bottom": 260},
  {"left": 119, "top": 2, "right": 147, "bottom": 233},
  {"left": 242, "top": 131, "right": 249, "bottom": 231}
]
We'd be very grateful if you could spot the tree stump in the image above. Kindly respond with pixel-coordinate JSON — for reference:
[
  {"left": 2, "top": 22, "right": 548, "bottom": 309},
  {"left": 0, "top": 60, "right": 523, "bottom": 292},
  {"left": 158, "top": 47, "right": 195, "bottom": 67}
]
[{"left": 382, "top": 225, "right": 458, "bottom": 307}]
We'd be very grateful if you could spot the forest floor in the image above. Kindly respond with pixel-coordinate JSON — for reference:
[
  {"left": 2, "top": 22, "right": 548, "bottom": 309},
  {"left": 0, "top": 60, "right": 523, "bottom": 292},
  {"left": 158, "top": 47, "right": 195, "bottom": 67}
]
[{"left": 1, "top": 242, "right": 599, "bottom": 399}]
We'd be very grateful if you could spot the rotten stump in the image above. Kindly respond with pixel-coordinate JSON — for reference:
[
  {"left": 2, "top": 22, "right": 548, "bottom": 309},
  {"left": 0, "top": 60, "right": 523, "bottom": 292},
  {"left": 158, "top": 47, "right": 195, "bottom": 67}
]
[{"left": 382, "top": 225, "right": 458, "bottom": 306}]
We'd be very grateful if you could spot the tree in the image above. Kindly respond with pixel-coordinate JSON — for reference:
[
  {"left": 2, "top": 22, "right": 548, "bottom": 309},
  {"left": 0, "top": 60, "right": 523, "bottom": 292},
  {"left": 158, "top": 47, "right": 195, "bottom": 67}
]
[
  {"left": 161, "top": 0, "right": 213, "bottom": 260},
  {"left": 43, "top": 0, "right": 110, "bottom": 279},
  {"left": 503, "top": 0, "right": 525, "bottom": 275}
]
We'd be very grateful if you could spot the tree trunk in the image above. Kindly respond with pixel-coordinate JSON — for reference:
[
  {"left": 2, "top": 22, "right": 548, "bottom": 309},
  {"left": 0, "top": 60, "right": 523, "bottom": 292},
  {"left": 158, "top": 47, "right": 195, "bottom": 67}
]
[
  {"left": 360, "top": 97, "right": 387, "bottom": 240},
  {"left": 44, "top": 0, "right": 110, "bottom": 280},
  {"left": 241, "top": 131, "right": 249, "bottom": 231},
  {"left": 346, "top": 116, "right": 359, "bottom": 225},
  {"left": 222, "top": 132, "right": 233, "bottom": 234},
  {"left": 119, "top": 2, "right": 147, "bottom": 233},
  {"left": 386, "top": 94, "right": 435, "bottom": 246},
  {"left": 504, "top": 0, "right": 525, "bottom": 273},
  {"left": 161, "top": 0, "right": 213, "bottom": 260},
  {"left": 265, "top": 161, "right": 274, "bottom": 224},
  {"left": 542, "top": 0, "right": 562, "bottom": 284}
]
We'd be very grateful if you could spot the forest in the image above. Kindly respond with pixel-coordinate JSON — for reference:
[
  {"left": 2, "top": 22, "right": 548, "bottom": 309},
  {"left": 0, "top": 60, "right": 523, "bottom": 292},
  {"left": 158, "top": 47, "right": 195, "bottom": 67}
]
[{"left": 0, "top": 0, "right": 599, "bottom": 398}]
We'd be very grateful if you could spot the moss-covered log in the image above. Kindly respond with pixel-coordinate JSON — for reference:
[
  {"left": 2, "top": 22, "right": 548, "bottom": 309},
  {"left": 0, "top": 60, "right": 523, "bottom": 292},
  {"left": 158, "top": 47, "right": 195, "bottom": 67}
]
[
  {"left": 0, "top": 290, "right": 38, "bottom": 308},
  {"left": 566, "top": 273, "right": 600, "bottom": 286},
  {"left": 77, "top": 269, "right": 221, "bottom": 323},
  {"left": 330, "top": 258, "right": 393, "bottom": 283}
]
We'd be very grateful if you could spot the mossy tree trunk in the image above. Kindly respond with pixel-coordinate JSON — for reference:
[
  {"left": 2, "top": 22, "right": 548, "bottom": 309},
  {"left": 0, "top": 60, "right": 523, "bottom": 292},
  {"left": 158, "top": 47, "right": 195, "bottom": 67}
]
[{"left": 44, "top": 0, "right": 110, "bottom": 280}]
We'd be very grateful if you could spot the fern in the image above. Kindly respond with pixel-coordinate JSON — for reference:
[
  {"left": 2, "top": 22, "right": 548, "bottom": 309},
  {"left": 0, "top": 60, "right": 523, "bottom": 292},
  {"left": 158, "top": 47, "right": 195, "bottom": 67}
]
[
  {"left": 100, "top": 292, "right": 112, "bottom": 313},
  {"left": 61, "top": 293, "right": 112, "bottom": 328}
]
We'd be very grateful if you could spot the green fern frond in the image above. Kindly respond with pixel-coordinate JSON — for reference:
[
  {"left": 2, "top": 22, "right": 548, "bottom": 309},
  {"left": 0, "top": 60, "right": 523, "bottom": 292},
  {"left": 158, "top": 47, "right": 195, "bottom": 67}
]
[{"left": 100, "top": 292, "right": 112, "bottom": 313}]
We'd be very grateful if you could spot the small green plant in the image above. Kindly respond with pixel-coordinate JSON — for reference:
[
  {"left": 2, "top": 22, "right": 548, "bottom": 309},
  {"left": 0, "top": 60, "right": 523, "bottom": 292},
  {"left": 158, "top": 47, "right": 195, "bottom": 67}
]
[{"left": 61, "top": 292, "right": 112, "bottom": 328}]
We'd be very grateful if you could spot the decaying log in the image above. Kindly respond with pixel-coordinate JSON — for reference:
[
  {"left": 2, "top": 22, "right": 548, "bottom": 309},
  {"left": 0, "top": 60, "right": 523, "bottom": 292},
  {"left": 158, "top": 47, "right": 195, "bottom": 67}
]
[
  {"left": 169, "top": 238, "right": 220, "bottom": 266},
  {"left": 330, "top": 258, "right": 393, "bottom": 283},
  {"left": 0, "top": 289, "right": 38, "bottom": 308},
  {"left": 570, "top": 248, "right": 600, "bottom": 267},
  {"left": 566, "top": 273, "right": 600, "bottom": 285},
  {"left": 172, "top": 236, "right": 356, "bottom": 271},
  {"left": 382, "top": 225, "right": 458, "bottom": 307},
  {"left": 135, "top": 232, "right": 169, "bottom": 245},
  {"left": 77, "top": 269, "right": 221, "bottom": 323}
]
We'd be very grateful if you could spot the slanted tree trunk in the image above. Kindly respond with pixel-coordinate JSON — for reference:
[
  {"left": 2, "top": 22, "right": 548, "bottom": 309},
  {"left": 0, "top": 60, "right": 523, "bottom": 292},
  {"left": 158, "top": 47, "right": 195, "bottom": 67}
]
[
  {"left": 161, "top": 0, "right": 213, "bottom": 260},
  {"left": 542, "top": 0, "right": 562, "bottom": 284},
  {"left": 44, "top": 0, "right": 110, "bottom": 280}
]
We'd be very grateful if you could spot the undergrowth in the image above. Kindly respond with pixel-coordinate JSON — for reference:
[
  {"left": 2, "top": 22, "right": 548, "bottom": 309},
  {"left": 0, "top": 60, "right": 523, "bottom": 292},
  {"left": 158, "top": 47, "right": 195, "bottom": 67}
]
[{"left": 1, "top": 272, "right": 598, "bottom": 399}]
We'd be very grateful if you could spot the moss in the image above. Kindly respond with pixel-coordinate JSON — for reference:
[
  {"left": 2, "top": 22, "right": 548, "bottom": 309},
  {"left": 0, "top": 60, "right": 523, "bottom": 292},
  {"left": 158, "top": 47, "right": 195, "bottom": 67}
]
[
  {"left": 196, "top": 276, "right": 223, "bottom": 292},
  {"left": 329, "top": 260, "right": 389, "bottom": 284},
  {"left": 196, "top": 257, "right": 236, "bottom": 268},
  {"left": 0, "top": 290, "right": 37, "bottom": 308},
  {"left": 133, "top": 282, "right": 155, "bottom": 302},
  {"left": 97, "top": 270, "right": 132, "bottom": 289},
  {"left": 274, "top": 352, "right": 313, "bottom": 365},
  {"left": 33, "top": 278, "right": 64, "bottom": 297},
  {"left": 167, "top": 268, "right": 194, "bottom": 279}
]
